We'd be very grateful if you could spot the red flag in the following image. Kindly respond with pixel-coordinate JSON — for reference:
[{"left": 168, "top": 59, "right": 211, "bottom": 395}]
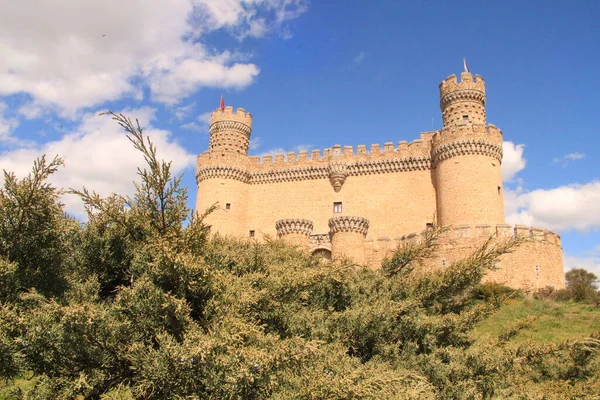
[{"left": 220, "top": 95, "right": 225, "bottom": 111}]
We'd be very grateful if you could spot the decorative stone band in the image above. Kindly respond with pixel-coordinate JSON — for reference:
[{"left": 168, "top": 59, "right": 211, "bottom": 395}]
[
  {"left": 347, "top": 156, "right": 431, "bottom": 175},
  {"left": 209, "top": 120, "right": 252, "bottom": 137},
  {"left": 275, "top": 219, "right": 314, "bottom": 237},
  {"left": 440, "top": 89, "right": 485, "bottom": 109},
  {"left": 196, "top": 156, "right": 432, "bottom": 184},
  {"left": 252, "top": 165, "right": 328, "bottom": 184},
  {"left": 195, "top": 165, "right": 251, "bottom": 183},
  {"left": 431, "top": 139, "right": 502, "bottom": 164},
  {"left": 309, "top": 233, "right": 331, "bottom": 245},
  {"left": 328, "top": 216, "right": 370, "bottom": 236}
]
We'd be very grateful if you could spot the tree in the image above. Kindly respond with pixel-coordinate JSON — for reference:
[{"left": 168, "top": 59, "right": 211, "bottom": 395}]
[
  {"left": 0, "top": 155, "right": 71, "bottom": 299},
  {"left": 565, "top": 268, "right": 599, "bottom": 302}
]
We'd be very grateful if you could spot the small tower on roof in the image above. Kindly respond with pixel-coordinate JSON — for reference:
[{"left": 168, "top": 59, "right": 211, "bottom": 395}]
[{"left": 439, "top": 60, "right": 486, "bottom": 127}]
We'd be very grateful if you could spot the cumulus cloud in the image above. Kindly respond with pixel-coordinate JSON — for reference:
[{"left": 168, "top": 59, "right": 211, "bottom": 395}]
[
  {"left": 0, "top": 108, "right": 195, "bottom": 218},
  {"left": 0, "top": 0, "right": 306, "bottom": 116},
  {"left": 553, "top": 152, "right": 586, "bottom": 167},
  {"left": 501, "top": 141, "right": 526, "bottom": 182},
  {"left": 505, "top": 181, "right": 600, "bottom": 232}
]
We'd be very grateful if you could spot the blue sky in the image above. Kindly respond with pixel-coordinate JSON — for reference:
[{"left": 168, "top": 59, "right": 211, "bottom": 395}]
[{"left": 0, "top": 0, "right": 598, "bottom": 274}]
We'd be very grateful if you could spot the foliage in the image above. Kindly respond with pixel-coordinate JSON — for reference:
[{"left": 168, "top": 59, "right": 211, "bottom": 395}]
[
  {"left": 0, "top": 155, "right": 72, "bottom": 299},
  {"left": 565, "top": 268, "right": 599, "bottom": 303},
  {"left": 0, "top": 113, "right": 599, "bottom": 399},
  {"left": 471, "top": 282, "right": 523, "bottom": 303}
]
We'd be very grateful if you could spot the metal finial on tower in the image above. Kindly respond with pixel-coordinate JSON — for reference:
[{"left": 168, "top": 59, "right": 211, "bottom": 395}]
[{"left": 463, "top": 57, "right": 470, "bottom": 73}]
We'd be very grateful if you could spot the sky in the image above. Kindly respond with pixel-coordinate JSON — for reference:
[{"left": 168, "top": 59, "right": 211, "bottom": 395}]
[{"left": 0, "top": 0, "right": 599, "bottom": 275}]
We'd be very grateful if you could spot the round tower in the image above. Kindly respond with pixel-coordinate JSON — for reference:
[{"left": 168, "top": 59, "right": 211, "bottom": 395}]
[
  {"left": 440, "top": 72, "right": 486, "bottom": 127},
  {"left": 275, "top": 219, "right": 313, "bottom": 248},
  {"left": 432, "top": 72, "right": 504, "bottom": 227},
  {"left": 328, "top": 216, "right": 370, "bottom": 264},
  {"left": 195, "top": 105, "right": 252, "bottom": 237},
  {"left": 208, "top": 105, "right": 253, "bottom": 156}
]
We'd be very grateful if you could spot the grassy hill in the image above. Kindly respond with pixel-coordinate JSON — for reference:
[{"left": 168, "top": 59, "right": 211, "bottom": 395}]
[{"left": 474, "top": 299, "right": 600, "bottom": 344}]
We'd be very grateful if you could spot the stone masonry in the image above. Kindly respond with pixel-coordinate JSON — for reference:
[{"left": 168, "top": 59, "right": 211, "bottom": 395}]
[{"left": 195, "top": 71, "right": 565, "bottom": 291}]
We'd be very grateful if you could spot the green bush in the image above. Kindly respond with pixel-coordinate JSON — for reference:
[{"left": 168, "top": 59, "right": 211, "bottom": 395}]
[{"left": 471, "top": 282, "right": 523, "bottom": 302}]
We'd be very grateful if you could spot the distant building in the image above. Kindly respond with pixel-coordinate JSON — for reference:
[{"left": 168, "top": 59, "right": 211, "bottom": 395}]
[{"left": 195, "top": 71, "right": 564, "bottom": 290}]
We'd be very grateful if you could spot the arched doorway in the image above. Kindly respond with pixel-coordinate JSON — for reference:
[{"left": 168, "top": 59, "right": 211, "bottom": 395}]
[{"left": 312, "top": 248, "right": 332, "bottom": 261}]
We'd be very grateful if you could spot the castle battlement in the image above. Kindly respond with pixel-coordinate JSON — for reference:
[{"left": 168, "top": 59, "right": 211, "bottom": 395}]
[
  {"left": 246, "top": 132, "right": 435, "bottom": 167},
  {"left": 439, "top": 72, "right": 485, "bottom": 102},
  {"left": 396, "top": 224, "right": 562, "bottom": 247},
  {"left": 210, "top": 106, "right": 253, "bottom": 126}
]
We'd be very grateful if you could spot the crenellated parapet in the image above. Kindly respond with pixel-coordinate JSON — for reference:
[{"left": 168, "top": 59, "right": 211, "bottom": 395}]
[
  {"left": 275, "top": 219, "right": 314, "bottom": 237},
  {"left": 396, "top": 224, "right": 562, "bottom": 248},
  {"left": 196, "top": 132, "right": 436, "bottom": 185},
  {"left": 328, "top": 216, "right": 370, "bottom": 236},
  {"left": 431, "top": 124, "right": 503, "bottom": 165}
]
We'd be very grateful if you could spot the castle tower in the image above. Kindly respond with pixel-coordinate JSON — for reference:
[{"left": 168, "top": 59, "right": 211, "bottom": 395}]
[
  {"left": 275, "top": 219, "right": 313, "bottom": 247},
  {"left": 195, "top": 105, "right": 252, "bottom": 237},
  {"left": 440, "top": 72, "right": 486, "bottom": 127},
  {"left": 208, "top": 106, "right": 253, "bottom": 157},
  {"left": 432, "top": 71, "right": 504, "bottom": 226},
  {"left": 328, "top": 216, "right": 370, "bottom": 264}
]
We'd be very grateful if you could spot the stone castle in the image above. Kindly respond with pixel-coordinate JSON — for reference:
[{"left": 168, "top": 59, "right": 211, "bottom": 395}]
[{"left": 195, "top": 70, "right": 565, "bottom": 290}]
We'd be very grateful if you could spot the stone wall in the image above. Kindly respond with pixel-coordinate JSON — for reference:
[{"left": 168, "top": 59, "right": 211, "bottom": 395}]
[{"left": 364, "top": 224, "right": 565, "bottom": 291}]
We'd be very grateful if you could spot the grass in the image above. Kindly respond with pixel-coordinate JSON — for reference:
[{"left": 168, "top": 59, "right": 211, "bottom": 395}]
[
  {"left": 0, "top": 373, "right": 36, "bottom": 399},
  {"left": 474, "top": 298, "right": 600, "bottom": 344}
]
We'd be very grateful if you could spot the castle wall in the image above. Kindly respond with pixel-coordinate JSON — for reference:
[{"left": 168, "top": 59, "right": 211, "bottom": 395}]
[
  {"left": 237, "top": 138, "right": 437, "bottom": 240},
  {"left": 245, "top": 168, "right": 436, "bottom": 240},
  {"left": 364, "top": 224, "right": 565, "bottom": 291}
]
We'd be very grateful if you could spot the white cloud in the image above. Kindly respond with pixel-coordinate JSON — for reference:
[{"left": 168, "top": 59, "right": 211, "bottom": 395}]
[
  {"left": 553, "top": 152, "right": 586, "bottom": 167},
  {"left": 353, "top": 51, "right": 366, "bottom": 65},
  {"left": 501, "top": 141, "right": 526, "bottom": 182},
  {"left": 0, "top": 0, "right": 307, "bottom": 116},
  {"left": 0, "top": 102, "right": 19, "bottom": 142},
  {"left": 249, "top": 137, "right": 262, "bottom": 150},
  {"left": 181, "top": 111, "right": 213, "bottom": 132},
  {"left": 0, "top": 108, "right": 195, "bottom": 218},
  {"left": 505, "top": 181, "right": 600, "bottom": 232},
  {"left": 564, "top": 251, "right": 600, "bottom": 277}
]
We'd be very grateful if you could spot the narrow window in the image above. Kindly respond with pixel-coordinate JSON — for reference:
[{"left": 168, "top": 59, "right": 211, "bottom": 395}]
[
  {"left": 249, "top": 230, "right": 255, "bottom": 238},
  {"left": 333, "top": 202, "right": 342, "bottom": 213},
  {"left": 225, "top": 203, "right": 231, "bottom": 210},
  {"left": 426, "top": 222, "right": 434, "bottom": 229},
  {"left": 497, "top": 186, "right": 501, "bottom": 195},
  {"left": 463, "top": 114, "right": 469, "bottom": 120}
]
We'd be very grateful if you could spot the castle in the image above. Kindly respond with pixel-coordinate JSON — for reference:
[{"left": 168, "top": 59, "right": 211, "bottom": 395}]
[{"left": 195, "top": 70, "right": 565, "bottom": 290}]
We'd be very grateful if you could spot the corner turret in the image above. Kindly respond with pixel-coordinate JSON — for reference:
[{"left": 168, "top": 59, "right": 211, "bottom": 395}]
[{"left": 439, "top": 72, "right": 486, "bottom": 127}]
